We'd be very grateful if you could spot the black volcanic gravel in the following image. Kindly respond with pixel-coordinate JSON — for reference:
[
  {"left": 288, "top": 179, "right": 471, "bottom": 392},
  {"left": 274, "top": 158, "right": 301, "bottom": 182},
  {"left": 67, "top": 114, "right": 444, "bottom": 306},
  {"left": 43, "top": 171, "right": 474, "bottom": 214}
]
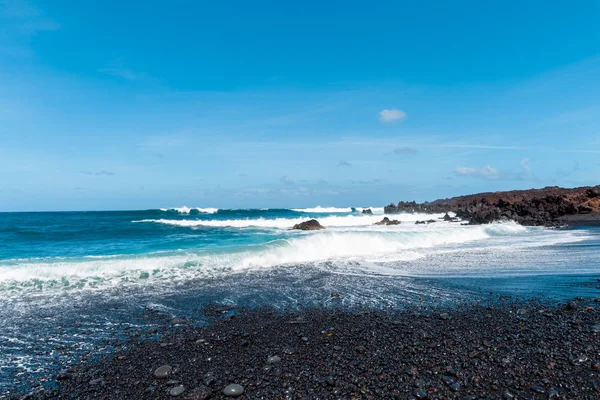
[{"left": 25, "top": 300, "right": 600, "bottom": 399}]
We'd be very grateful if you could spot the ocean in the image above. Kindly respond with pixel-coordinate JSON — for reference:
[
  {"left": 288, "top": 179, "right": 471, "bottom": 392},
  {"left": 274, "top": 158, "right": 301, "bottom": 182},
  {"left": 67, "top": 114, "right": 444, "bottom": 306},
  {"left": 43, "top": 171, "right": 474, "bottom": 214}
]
[{"left": 1, "top": 206, "right": 600, "bottom": 394}]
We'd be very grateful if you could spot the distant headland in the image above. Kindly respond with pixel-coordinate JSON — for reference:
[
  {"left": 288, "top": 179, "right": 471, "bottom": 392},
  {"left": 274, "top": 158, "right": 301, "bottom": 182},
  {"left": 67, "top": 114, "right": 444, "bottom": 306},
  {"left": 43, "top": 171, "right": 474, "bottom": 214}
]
[{"left": 385, "top": 185, "right": 600, "bottom": 227}]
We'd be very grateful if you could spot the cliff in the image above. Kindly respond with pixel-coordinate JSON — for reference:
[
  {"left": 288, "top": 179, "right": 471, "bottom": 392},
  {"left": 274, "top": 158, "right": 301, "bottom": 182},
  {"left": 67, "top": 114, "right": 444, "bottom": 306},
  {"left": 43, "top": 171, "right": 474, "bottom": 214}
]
[{"left": 385, "top": 185, "right": 600, "bottom": 226}]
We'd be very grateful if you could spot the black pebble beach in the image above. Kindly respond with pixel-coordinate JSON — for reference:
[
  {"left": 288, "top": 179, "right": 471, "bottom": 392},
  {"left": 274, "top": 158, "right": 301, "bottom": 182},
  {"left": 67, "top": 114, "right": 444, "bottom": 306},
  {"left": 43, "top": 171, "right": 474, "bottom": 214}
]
[{"left": 24, "top": 298, "right": 600, "bottom": 399}]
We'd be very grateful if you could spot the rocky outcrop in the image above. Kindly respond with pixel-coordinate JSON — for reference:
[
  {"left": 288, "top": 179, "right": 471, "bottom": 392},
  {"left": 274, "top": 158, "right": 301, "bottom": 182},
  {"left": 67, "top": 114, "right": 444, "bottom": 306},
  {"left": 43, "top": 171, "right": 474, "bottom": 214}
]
[
  {"left": 385, "top": 185, "right": 600, "bottom": 227},
  {"left": 442, "top": 213, "right": 459, "bottom": 222},
  {"left": 361, "top": 208, "right": 373, "bottom": 215},
  {"left": 374, "top": 217, "right": 401, "bottom": 226},
  {"left": 292, "top": 219, "right": 325, "bottom": 230},
  {"left": 415, "top": 219, "right": 436, "bottom": 225}
]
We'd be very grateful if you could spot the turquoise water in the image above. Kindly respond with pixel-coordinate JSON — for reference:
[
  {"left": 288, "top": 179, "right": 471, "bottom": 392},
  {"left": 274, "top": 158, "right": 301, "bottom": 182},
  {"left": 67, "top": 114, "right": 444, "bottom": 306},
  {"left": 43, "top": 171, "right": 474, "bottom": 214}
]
[{"left": 1, "top": 207, "right": 599, "bottom": 394}]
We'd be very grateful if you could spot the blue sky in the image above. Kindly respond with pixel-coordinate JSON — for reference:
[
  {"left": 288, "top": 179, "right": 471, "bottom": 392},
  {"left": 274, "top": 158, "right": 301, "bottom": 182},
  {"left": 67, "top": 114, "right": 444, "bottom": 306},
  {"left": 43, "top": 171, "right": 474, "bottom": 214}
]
[{"left": 0, "top": 0, "right": 599, "bottom": 211}]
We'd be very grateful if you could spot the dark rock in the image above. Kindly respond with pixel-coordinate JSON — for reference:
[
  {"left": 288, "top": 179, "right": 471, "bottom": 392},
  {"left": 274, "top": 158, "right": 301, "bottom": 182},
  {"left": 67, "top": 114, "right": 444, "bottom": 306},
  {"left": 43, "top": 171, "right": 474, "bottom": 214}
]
[
  {"left": 442, "top": 375, "right": 455, "bottom": 386},
  {"left": 375, "top": 217, "right": 401, "bottom": 226},
  {"left": 203, "top": 373, "right": 217, "bottom": 386},
  {"left": 412, "top": 388, "right": 428, "bottom": 399},
  {"left": 566, "top": 301, "right": 579, "bottom": 311},
  {"left": 57, "top": 371, "right": 72, "bottom": 380},
  {"left": 385, "top": 186, "right": 600, "bottom": 226},
  {"left": 361, "top": 208, "right": 373, "bottom": 214},
  {"left": 292, "top": 219, "right": 325, "bottom": 230},
  {"left": 530, "top": 385, "right": 545, "bottom": 394}
]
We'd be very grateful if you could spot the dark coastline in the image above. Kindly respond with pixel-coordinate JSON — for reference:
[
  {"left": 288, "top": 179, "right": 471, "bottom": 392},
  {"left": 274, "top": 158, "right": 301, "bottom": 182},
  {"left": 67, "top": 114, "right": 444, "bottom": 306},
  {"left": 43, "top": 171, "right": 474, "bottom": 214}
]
[
  {"left": 384, "top": 185, "right": 600, "bottom": 227},
  {"left": 22, "top": 298, "right": 600, "bottom": 400}
]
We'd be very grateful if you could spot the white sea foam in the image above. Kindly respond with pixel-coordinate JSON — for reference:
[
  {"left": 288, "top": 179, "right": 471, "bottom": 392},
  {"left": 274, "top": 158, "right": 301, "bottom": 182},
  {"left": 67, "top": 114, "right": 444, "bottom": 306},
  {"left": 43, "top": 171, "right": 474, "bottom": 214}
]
[
  {"left": 291, "top": 206, "right": 354, "bottom": 213},
  {"left": 159, "top": 207, "right": 218, "bottom": 214},
  {"left": 0, "top": 222, "right": 590, "bottom": 296},
  {"left": 135, "top": 212, "right": 450, "bottom": 229}
]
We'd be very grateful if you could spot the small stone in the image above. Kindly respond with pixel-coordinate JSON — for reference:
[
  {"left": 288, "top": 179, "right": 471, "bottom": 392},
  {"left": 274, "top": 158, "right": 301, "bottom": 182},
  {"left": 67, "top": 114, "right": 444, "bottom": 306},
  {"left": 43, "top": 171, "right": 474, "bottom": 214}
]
[
  {"left": 89, "top": 377, "right": 104, "bottom": 385},
  {"left": 591, "top": 324, "right": 600, "bottom": 333},
  {"left": 241, "top": 339, "right": 249, "bottom": 346},
  {"left": 154, "top": 365, "right": 172, "bottom": 379},
  {"left": 412, "top": 388, "right": 428, "bottom": 399},
  {"left": 440, "top": 313, "right": 450, "bottom": 320},
  {"left": 267, "top": 355, "right": 281, "bottom": 364},
  {"left": 301, "top": 336, "right": 309, "bottom": 342},
  {"left": 502, "top": 389, "right": 515, "bottom": 399},
  {"left": 530, "top": 385, "right": 545, "bottom": 394},
  {"left": 170, "top": 385, "right": 185, "bottom": 396},
  {"left": 356, "top": 345, "right": 366, "bottom": 353},
  {"left": 450, "top": 381, "right": 461, "bottom": 392},
  {"left": 566, "top": 301, "right": 579, "bottom": 311},
  {"left": 326, "top": 376, "right": 335, "bottom": 386},
  {"left": 223, "top": 383, "right": 244, "bottom": 397},
  {"left": 184, "top": 385, "right": 212, "bottom": 400},
  {"left": 548, "top": 387, "right": 560, "bottom": 399},
  {"left": 283, "top": 347, "right": 296, "bottom": 355},
  {"left": 57, "top": 371, "right": 72, "bottom": 380},
  {"left": 442, "top": 376, "right": 455, "bottom": 386},
  {"left": 203, "top": 373, "right": 217, "bottom": 386}
]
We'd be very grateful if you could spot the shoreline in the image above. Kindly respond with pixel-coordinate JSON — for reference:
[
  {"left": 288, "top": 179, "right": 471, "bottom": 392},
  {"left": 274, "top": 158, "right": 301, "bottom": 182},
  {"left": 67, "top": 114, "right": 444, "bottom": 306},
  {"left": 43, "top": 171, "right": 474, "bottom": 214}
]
[{"left": 22, "top": 298, "right": 600, "bottom": 399}]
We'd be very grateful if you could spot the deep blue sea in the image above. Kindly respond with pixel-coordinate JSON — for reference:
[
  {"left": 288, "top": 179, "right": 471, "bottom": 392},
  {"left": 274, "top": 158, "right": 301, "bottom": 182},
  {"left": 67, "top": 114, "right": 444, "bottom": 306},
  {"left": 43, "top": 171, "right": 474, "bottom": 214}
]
[{"left": 1, "top": 206, "right": 600, "bottom": 394}]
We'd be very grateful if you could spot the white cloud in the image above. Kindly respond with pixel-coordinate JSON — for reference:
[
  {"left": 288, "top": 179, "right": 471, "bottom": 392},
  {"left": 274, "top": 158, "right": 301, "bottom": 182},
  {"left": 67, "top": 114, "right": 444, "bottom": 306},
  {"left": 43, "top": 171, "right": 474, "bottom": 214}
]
[
  {"left": 455, "top": 160, "right": 534, "bottom": 181},
  {"left": 520, "top": 158, "right": 531, "bottom": 174},
  {"left": 455, "top": 165, "right": 500, "bottom": 178},
  {"left": 280, "top": 175, "right": 294, "bottom": 185},
  {"left": 377, "top": 108, "right": 406, "bottom": 123}
]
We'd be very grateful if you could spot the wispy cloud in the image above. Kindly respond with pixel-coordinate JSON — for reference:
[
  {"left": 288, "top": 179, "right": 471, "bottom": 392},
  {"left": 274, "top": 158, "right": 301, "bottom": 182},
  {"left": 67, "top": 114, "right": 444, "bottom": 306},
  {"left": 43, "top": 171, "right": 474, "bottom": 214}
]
[
  {"left": 393, "top": 146, "right": 417, "bottom": 155},
  {"left": 80, "top": 170, "right": 115, "bottom": 177},
  {"left": 280, "top": 175, "right": 294, "bottom": 185},
  {"left": 455, "top": 159, "right": 533, "bottom": 181},
  {"left": 520, "top": 158, "right": 531, "bottom": 174},
  {"left": 377, "top": 108, "right": 406, "bottom": 123},
  {"left": 455, "top": 165, "right": 500, "bottom": 179},
  {"left": 337, "top": 160, "right": 351, "bottom": 167},
  {"left": 0, "top": 0, "right": 59, "bottom": 58}
]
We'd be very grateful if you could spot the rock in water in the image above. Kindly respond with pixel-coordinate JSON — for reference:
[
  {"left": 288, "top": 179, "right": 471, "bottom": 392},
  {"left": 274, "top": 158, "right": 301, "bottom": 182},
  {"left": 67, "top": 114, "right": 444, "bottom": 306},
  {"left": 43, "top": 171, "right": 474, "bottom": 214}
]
[
  {"left": 374, "top": 217, "right": 401, "bottom": 226},
  {"left": 223, "top": 383, "right": 244, "bottom": 397},
  {"left": 154, "top": 365, "right": 172, "bottom": 379},
  {"left": 361, "top": 208, "right": 373, "bottom": 214},
  {"left": 291, "top": 219, "right": 324, "bottom": 230}
]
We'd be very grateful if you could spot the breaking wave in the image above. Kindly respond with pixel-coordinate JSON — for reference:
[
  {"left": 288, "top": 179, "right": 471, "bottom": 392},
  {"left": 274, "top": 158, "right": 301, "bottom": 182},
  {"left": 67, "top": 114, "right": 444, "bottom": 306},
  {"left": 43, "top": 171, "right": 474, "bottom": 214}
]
[
  {"left": 159, "top": 207, "right": 219, "bottom": 214},
  {"left": 0, "top": 222, "right": 589, "bottom": 296}
]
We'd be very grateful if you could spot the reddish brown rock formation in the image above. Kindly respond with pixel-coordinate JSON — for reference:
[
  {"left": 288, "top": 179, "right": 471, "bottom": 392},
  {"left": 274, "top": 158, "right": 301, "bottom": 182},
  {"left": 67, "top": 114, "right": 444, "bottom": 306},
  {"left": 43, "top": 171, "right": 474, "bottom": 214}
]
[{"left": 385, "top": 185, "right": 600, "bottom": 226}]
